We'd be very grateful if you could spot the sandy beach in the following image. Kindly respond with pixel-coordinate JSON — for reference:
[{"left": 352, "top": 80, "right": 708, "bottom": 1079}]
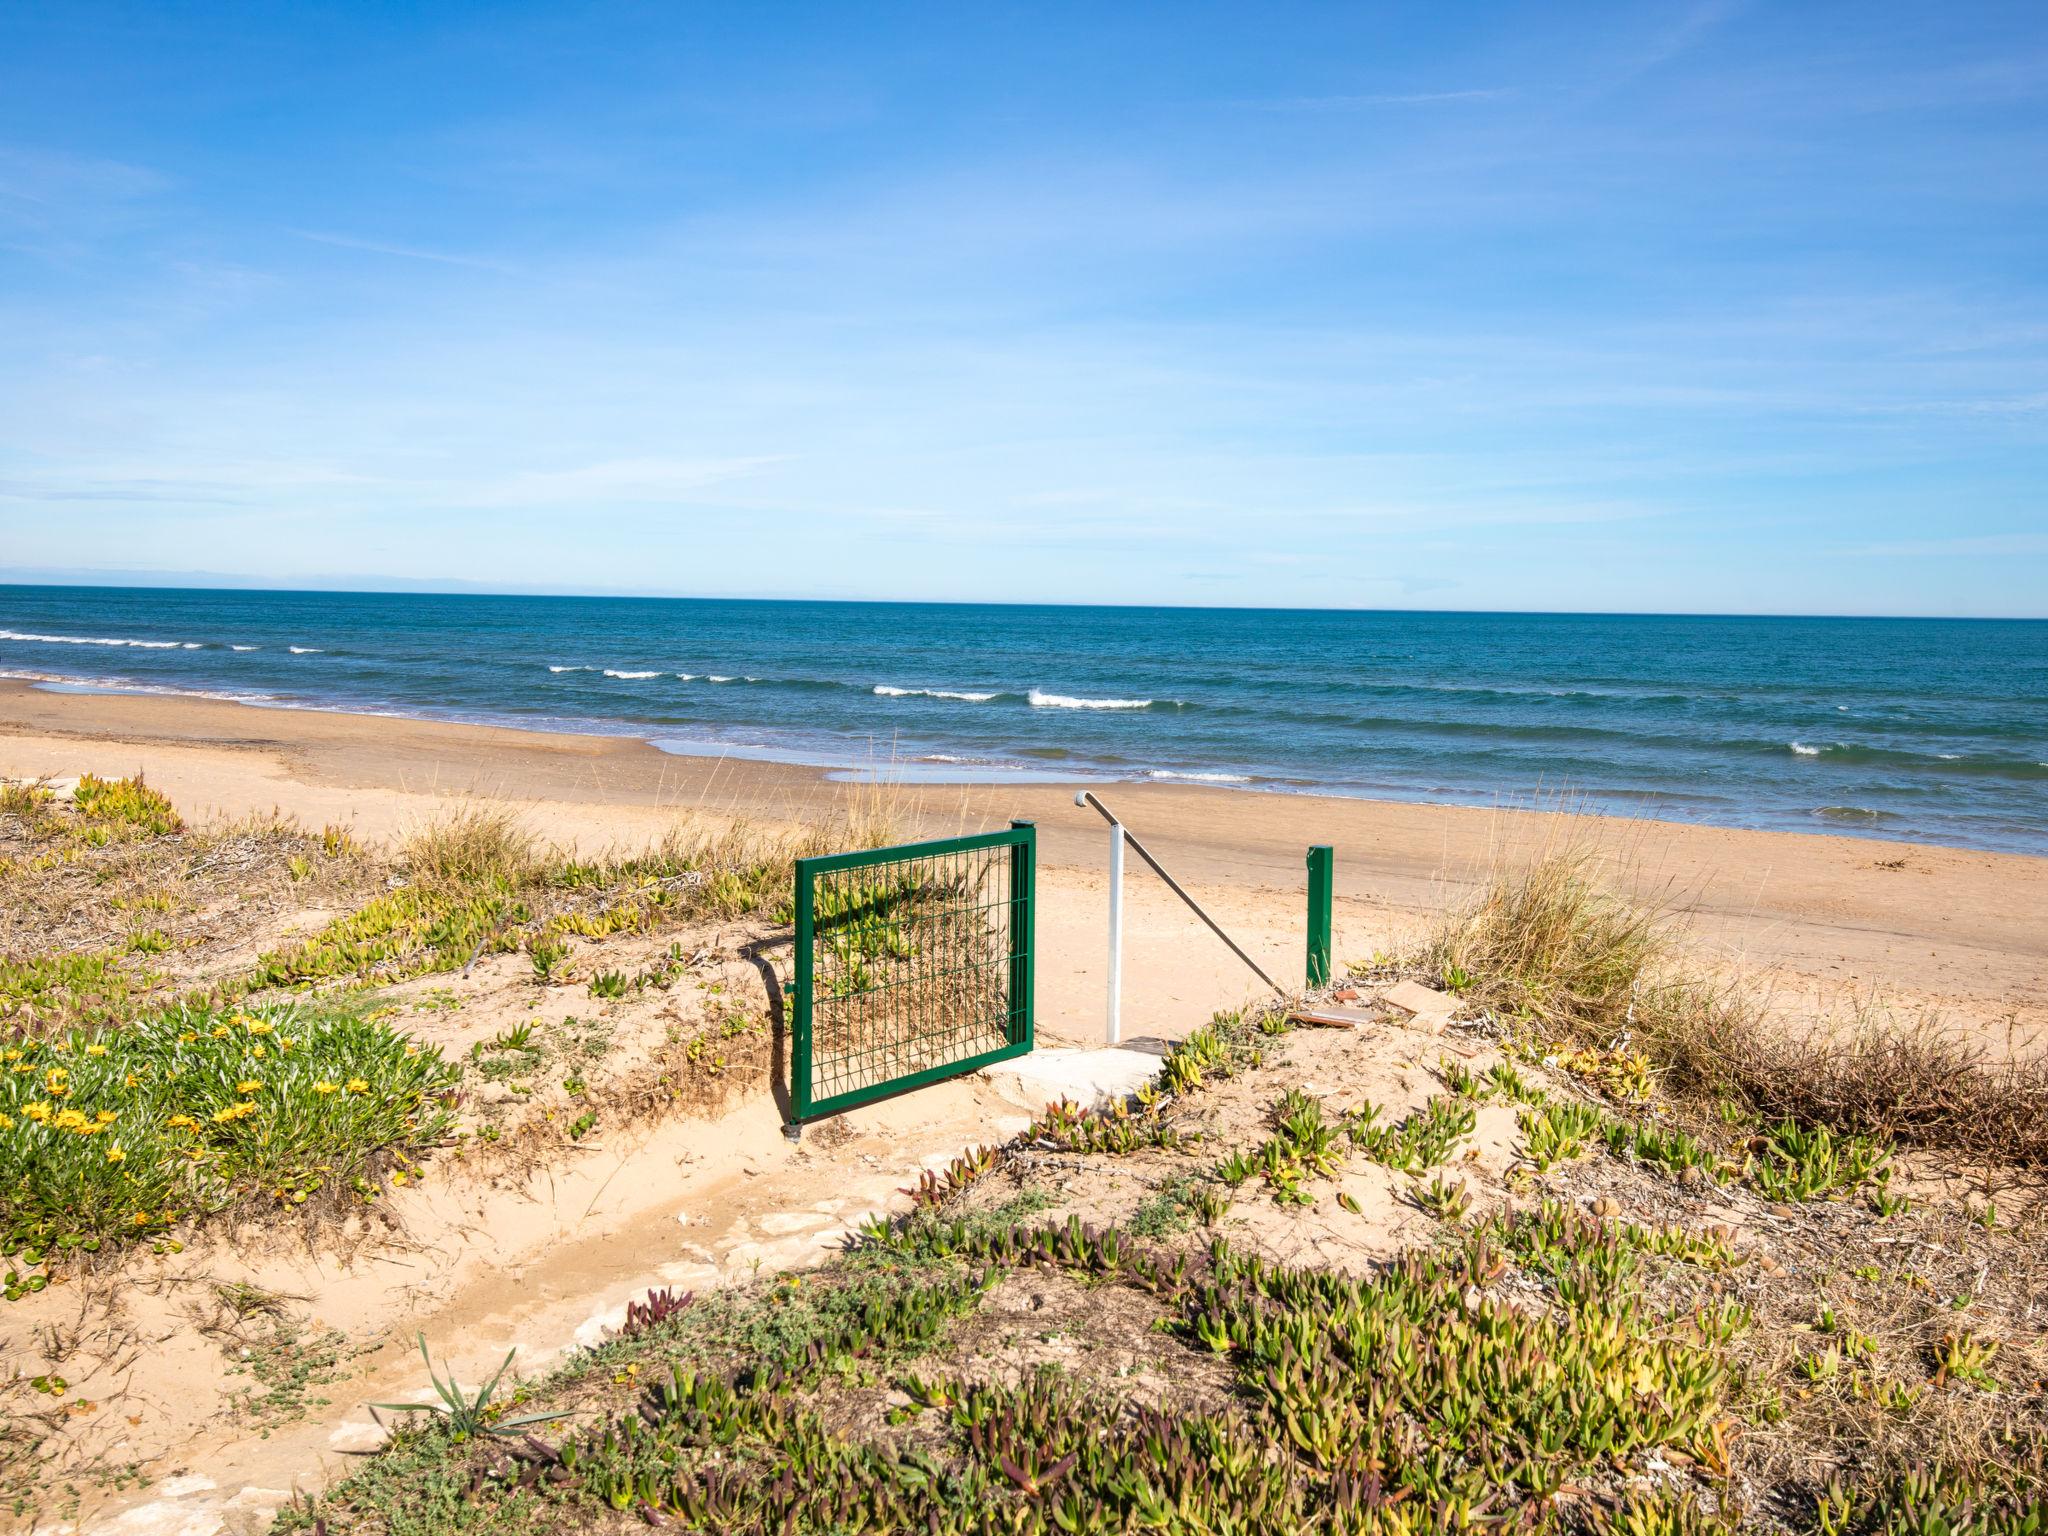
[{"left": 4, "top": 677, "right": 2041, "bottom": 1046}]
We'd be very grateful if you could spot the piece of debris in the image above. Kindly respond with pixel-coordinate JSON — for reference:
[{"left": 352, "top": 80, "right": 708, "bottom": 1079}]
[
  {"left": 1288, "top": 1004, "right": 1376, "bottom": 1030},
  {"left": 1382, "top": 980, "right": 1460, "bottom": 1028}
]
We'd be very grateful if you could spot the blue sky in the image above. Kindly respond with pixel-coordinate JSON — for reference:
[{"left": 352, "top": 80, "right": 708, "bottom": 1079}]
[{"left": 1, "top": 2, "right": 2044, "bottom": 616}]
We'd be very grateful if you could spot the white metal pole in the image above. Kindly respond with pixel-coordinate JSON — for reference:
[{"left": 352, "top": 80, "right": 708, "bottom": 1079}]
[{"left": 1107, "top": 821, "right": 1124, "bottom": 1044}]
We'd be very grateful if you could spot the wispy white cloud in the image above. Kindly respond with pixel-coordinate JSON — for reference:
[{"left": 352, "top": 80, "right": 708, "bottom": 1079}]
[
  {"left": 1248, "top": 89, "right": 1513, "bottom": 111},
  {"left": 1853, "top": 533, "right": 2048, "bottom": 558},
  {"left": 290, "top": 229, "right": 520, "bottom": 273}
]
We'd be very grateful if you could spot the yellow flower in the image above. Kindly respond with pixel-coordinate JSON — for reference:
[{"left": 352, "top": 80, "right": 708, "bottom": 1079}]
[
  {"left": 104, "top": 1144, "right": 125, "bottom": 1163},
  {"left": 124, "top": 1073, "right": 139, "bottom": 1088},
  {"left": 1, "top": 1048, "right": 19, "bottom": 1061},
  {"left": 167, "top": 1114, "right": 199, "bottom": 1129},
  {"left": 23, "top": 1102, "right": 52, "bottom": 1123},
  {"left": 345, "top": 1078, "right": 370, "bottom": 1094},
  {"left": 246, "top": 1019, "right": 274, "bottom": 1036},
  {"left": 211, "top": 1101, "right": 258, "bottom": 1124},
  {"left": 179, "top": 1031, "right": 197, "bottom": 1044},
  {"left": 96, "top": 1109, "right": 118, "bottom": 1123},
  {"left": 86, "top": 1043, "right": 109, "bottom": 1057},
  {"left": 210, "top": 1025, "right": 231, "bottom": 1039},
  {"left": 312, "top": 1081, "right": 340, "bottom": 1096},
  {"left": 236, "top": 1079, "right": 263, "bottom": 1094},
  {"left": 391, "top": 1172, "right": 408, "bottom": 1186},
  {"left": 404, "top": 1045, "right": 420, "bottom": 1057},
  {"left": 75, "top": 1122, "right": 106, "bottom": 1136},
  {"left": 0, "top": 1112, "right": 11, "bottom": 1129},
  {"left": 10, "top": 1062, "right": 31, "bottom": 1074},
  {"left": 250, "top": 1044, "right": 267, "bottom": 1060},
  {"left": 132, "top": 1211, "right": 151, "bottom": 1225},
  {"left": 54, "top": 1108, "right": 89, "bottom": 1131}
]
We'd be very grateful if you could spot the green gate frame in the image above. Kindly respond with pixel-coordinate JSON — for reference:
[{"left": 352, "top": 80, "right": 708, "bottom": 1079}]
[{"left": 790, "top": 820, "right": 1035, "bottom": 1121}]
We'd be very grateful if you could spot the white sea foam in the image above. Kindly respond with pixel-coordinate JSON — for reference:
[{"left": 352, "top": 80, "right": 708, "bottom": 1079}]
[
  {"left": 0, "top": 628, "right": 184, "bottom": 649},
  {"left": 1147, "top": 769, "right": 1251, "bottom": 783},
  {"left": 873, "top": 685, "right": 1000, "bottom": 702},
  {"left": 1789, "top": 742, "right": 1821, "bottom": 756},
  {"left": 602, "top": 669, "right": 660, "bottom": 679},
  {"left": 706, "top": 675, "right": 736, "bottom": 683},
  {"left": 289, "top": 646, "right": 322, "bottom": 654},
  {"left": 1028, "top": 688, "right": 1153, "bottom": 711},
  {"left": 231, "top": 645, "right": 260, "bottom": 652}
]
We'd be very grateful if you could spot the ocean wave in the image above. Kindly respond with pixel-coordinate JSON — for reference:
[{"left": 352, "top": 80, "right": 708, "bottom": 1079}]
[
  {"left": 0, "top": 628, "right": 185, "bottom": 649},
  {"left": 1147, "top": 769, "right": 1251, "bottom": 783},
  {"left": 231, "top": 645, "right": 260, "bottom": 652},
  {"left": 874, "top": 684, "right": 1001, "bottom": 702},
  {"left": 547, "top": 664, "right": 594, "bottom": 673},
  {"left": 603, "top": 668, "right": 660, "bottom": 679},
  {"left": 289, "top": 646, "right": 322, "bottom": 655},
  {"left": 1786, "top": 740, "right": 2047, "bottom": 778},
  {"left": 1028, "top": 688, "right": 1157, "bottom": 711},
  {"left": 1814, "top": 805, "right": 1897, "bottom": 822}
]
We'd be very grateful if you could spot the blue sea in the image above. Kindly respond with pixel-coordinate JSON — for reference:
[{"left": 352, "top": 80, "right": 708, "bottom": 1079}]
[{"left": 4, "top": 586, "right": 2045, "bottom": 855}]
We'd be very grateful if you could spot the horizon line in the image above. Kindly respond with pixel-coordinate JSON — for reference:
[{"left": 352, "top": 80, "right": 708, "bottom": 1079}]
[{"left": 0, "top": 575, "right": 2041, "bottom": 625}]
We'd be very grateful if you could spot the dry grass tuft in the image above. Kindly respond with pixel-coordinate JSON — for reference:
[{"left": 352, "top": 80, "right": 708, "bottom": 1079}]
[
  {"left": 399, "top": 801, "right": 540, "bottom": 888},
  {"left": 1431, "top": 852, "right": 2048, "bottom": 1167}
]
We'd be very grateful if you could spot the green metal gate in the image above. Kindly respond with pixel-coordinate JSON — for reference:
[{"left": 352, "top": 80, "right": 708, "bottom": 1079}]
[{"left": 790, "top": 820, "right": 1035, "bottom": 1121}]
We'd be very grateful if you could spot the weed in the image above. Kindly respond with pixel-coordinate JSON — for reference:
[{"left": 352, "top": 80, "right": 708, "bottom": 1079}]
[
  {"left": 1410, "top": 1173, "right": 1472, "bottom": 1221},
  {"left": 1747, "top": 1120, "right": 1891, "bottom": 1201},
  {"left": 527, "top": 936, "right": 570, "bottom": 983},
  {"left": 372, "top": 1335, "right": 567, "bottom": 1443},
  {"left": 1517, "top": 1100, "right": 1606, "bottom": 1172}
]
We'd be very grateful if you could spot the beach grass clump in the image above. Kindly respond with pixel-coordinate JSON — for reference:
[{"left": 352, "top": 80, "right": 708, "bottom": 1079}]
[
  {"left": 400, "top": 803, "right": 538, "bottom": 889},
  {"left": 0, "top": 1000, "right": 456, "bottom": 1268},
  {"left": 1430, "top": 853, "right": 2048, "bottom": 1167}
]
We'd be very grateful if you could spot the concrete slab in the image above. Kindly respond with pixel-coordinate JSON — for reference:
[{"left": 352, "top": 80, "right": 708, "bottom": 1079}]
[
  {"left": 978, "top": 1045, "right": 1162, "bottom": 1113},
  {"left": 1383, "top": 980, "right": 1458, "bottom": 1023}
]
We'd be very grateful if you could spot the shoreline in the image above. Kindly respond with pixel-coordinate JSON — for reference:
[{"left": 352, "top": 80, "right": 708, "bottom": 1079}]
[
  {"left": 3, "top": 676, "right": 2044, "bottom": 1044},
  {"left": 7, "top": 667, "right": 2041, "bottom": 857}
]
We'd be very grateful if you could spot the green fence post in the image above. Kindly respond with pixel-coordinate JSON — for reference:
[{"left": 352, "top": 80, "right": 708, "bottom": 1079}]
[
  {"left": 1009, "top": 820, "right": 1036, "bottom": 1049},
  {"left": 791, "top": 855, "right": 816, "bottom": 1121},
  {"left": 1306, "top": 844, "right": 1333, "bottom": 989}
]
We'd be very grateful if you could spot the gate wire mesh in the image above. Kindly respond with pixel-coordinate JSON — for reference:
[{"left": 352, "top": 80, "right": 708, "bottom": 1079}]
[{"left": 793, "top": 825, "right": 1033, "bottom": 1120}]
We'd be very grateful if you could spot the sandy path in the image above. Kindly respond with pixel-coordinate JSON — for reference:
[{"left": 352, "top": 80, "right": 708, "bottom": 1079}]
[{"left": 83, "top": 1070, "right": 1062, "bottom": 1536}]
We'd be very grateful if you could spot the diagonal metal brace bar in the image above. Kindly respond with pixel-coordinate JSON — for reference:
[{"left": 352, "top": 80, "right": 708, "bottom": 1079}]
[{"left": 1074, "top": 789, "right": 1283, "bottom": 994}]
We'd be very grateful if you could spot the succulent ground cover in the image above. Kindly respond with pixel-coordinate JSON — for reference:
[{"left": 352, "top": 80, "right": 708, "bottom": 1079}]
[{"left": 282, "top": 977, "right": 2047, "bottom": 1536}]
